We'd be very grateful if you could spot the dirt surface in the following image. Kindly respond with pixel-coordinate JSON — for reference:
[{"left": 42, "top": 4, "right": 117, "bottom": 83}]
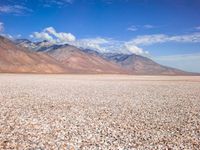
[{"left": 0, "top": 74, "right": 200, "bottom": 149}]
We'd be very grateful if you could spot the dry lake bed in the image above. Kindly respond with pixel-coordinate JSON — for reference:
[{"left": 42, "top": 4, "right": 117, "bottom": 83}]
[{"left": 0, "top": 74, "right": 200, "bottom": 149}]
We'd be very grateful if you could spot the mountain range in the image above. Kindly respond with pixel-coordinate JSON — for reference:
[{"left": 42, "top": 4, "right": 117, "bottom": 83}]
[
  {"left": 0, "top": 36, "right": 67, "bottom": 73},
  {"left": 0, "top": 35, "right": 197, "bottom": 75}
]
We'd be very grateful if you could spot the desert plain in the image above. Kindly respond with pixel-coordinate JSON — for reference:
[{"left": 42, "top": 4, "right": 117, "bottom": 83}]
[{"left": 0, "top": 74, "right": 200, "bottom": 149}]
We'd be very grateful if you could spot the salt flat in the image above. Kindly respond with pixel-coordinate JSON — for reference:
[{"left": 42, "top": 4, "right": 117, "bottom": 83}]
[{"left": 0, "top": 74, "right": 200, "bottom": 149}]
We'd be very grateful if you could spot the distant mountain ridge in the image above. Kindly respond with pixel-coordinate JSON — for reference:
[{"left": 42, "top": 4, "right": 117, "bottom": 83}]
[
  {"left": 0, "top": 36, "right": 197, "bottom": 75},
  {"left": 16, "top": 39, "right": 55, "bottom": 51},
  {"left": 0, "top": 36, "right": 125, "bottom": 74},
  {"left": 81, "top": 49, "right": 193, "bottom": 75},
  {"left": 45, "top": 44, "right": 126, "bottom": 74}
]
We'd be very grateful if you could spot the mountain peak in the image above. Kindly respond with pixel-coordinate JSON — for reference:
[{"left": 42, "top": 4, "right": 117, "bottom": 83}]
[{"left": 1, "top": 37, "right": 197, "bottom": 75}]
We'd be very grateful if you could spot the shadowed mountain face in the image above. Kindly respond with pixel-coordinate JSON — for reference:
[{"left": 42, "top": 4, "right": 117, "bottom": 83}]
[
  {"left": 4, "top": 37, "right": 196, "bottom": 75},
  {"left": 16, "top": 39, "right": 54, "bottom": 51},
  {"left": 99, "top": 53, "right": 189, "bottom": 75},
  {"left": 0, "top": 36, "right": 67, "bottom": 73}
]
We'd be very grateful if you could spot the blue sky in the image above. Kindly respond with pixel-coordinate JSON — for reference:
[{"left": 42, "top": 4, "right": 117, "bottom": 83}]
[{"left": 0, "top": 0, "right": 200, "bottom": 72}]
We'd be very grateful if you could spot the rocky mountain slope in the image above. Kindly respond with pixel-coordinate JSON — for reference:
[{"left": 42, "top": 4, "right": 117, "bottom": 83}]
[
  {"left": 1, "top": 37, "right": 125, "bottom": 74},
  {"left": 0, "top": 36, "right": 67, "bottom": 73},
  {"left": 46, "top": 44, "right": 127, "bottom": 74},
  {"left": 12, "top": 37, "right": 198, "bottom": 75},
  {"left": 100, "top": 53, "right": 189, "bottom": 75},
  {"left": 82, "top": 49, "right": 192, "bottom": 75}
]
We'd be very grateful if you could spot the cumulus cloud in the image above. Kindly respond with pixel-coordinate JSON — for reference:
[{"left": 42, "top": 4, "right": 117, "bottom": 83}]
[
  {"left": 30, "top": 27, "right": 76, "bottom": 43},
  {"left": 124, "top": 42, "right": 149, "bottom": 55},
  {"left": 44, "top": 27, "right": 76, "bottom": 42},
  {"left": 30, "top": 28, "right": 114, "bottom": 53},
  {"left": 30, "top": 27, "right": 200, "bottom": 56},
  {"left": 130, "top": 32, "right": 200, "bottom": 45},
  {"left": 73, "top": 38, "right": 111, "bottom": 52},
  {"left": 0, "top": 22, "right": 4, "bottom": 32},
  {"left": 30, "top": 27, "right": 149, "bottom": 55},
  {"left": 28, "top": 27, "right": 200, "bottom": 56},
  {"left": 30, "top": 32, "right": 55, "bottom": 43},
  {"left": 0, "top": 5, "right": 32, "bottom": 15}
]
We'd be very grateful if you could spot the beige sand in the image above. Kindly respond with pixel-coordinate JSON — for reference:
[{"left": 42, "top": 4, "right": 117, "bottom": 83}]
[{"left": 0, "top": 74, "right": 200, "bottom": 149}]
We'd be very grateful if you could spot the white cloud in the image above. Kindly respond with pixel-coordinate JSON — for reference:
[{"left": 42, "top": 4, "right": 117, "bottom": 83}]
[
  {"left": 127, "top": 25, "right": 138, "bottom": 32},
  {"left": 124, "top": 42, "right": 149, "bottom": 55},
  {"left": 30, "top": 27, "right": 200, "bottom": 56},
  {"left": 73, "top": 38, "right": 110, "bottom": 52},
  {"left": 79, "top": 32, "right": 200, "bottom": 55},
  {"left": 0, "top": 22, "right": 4, "bottom": 32},
  {"left": 73, "top": 37, "right": 148, "bottom": 55},
  {"left": 0, "top": 5, "right": 32, "bottom": 15},
  {"left": 30, "top": 27, "right": 76, "bottom": 43},
  {"left": 170, "top": 33, "right": 200, "bottom": 42},
  {"left": 30, "top": 28, "right": 114, "bottom": 53},
  {"left": 44, "top": 27, "right": 76, "bottom": 42},
  {"left": 130, "top": 32, "right": 200, "bottom": 45},
  {"left": 31, "top": 32, "right": 55, "bottom": 43},
  {"left": 31, "top": 27, "right": 149, "bottom": 55},
  {"left": 44, "top": 27, "right": 57, "bottom": 34},
  {"left": 130, "top": 34, "right": 168, "bottom": 45}
]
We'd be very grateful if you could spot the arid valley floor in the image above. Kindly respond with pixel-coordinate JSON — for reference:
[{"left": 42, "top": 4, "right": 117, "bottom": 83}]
[{"left": 0, "top": 74, "right": 200, "bottom": 149}]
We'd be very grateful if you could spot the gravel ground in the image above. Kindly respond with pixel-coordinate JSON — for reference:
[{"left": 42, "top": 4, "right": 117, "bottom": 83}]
[{"left": 0, "top": 74, "right": 200, "bottom": 150}]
